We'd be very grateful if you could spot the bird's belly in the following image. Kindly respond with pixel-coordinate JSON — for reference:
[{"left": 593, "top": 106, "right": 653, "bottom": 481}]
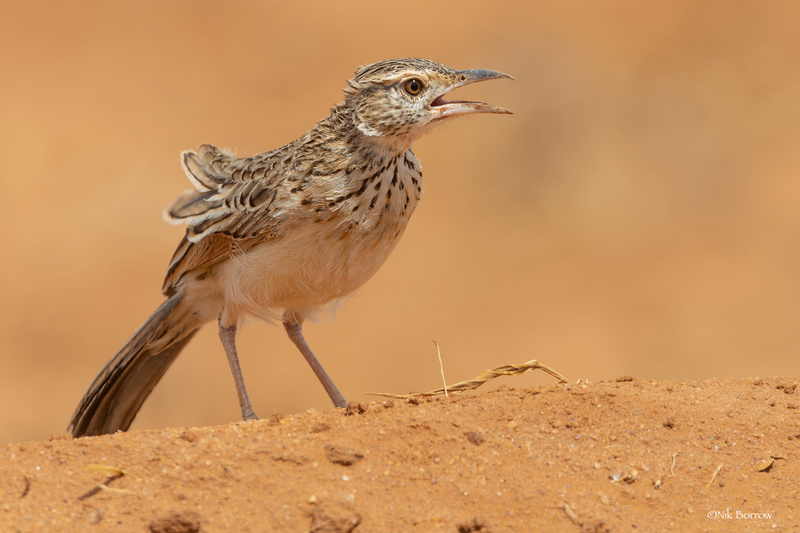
[{"left": 217, "top": 219, "right": 407, "bottom": 320}]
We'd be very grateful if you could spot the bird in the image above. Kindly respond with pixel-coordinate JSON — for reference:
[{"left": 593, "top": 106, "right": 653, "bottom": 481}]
[{"left": 69, "top": 58, "right": 512, "bottom": 437}]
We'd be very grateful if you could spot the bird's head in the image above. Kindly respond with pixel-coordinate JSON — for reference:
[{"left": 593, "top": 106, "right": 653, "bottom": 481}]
[{"left": 343, "top": 58, "right": 512, "bottom": 149}]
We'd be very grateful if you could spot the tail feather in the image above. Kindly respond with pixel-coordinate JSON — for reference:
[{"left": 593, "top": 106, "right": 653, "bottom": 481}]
[{"left": 69, "top": 294, "right": 202, "bottom": 437}]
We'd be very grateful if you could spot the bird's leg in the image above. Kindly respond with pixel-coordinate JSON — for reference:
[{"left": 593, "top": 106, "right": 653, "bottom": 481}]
[
  {"left": 218, "top": 319, "right": 258, "bottom": 421},
  {"left": 283, "top": 317, "right": 348, "bottom": 408}
]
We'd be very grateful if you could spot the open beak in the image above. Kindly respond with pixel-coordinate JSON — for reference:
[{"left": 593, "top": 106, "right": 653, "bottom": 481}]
[{"left": 430, "top": 69, "right": 514, "bottom": 118}]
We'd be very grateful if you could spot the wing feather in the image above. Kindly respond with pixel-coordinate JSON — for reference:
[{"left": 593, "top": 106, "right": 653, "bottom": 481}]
[{"left": 161, "top": 143, "right": 293, "bottom": 294}]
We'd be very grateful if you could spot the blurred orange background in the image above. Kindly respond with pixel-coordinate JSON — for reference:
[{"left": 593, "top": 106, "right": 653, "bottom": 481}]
[{"left": 2, "top": 1, "right": 799, "bottom": 443}]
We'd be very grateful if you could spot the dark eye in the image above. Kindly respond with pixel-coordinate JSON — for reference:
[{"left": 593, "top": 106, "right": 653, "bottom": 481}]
[{"left": 403, "top": 78, "right": 424, "bottom": 96}]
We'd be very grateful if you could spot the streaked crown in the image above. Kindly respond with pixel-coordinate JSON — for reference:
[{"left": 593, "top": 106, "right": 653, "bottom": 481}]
[{"left": 341, "top": 58, "right": 512, "bottom": 145}]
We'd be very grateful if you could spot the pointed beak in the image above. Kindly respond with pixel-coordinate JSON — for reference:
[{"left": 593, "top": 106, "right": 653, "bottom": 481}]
[{"left": 430, "top": 69, "right": 514, "bottom": 118}]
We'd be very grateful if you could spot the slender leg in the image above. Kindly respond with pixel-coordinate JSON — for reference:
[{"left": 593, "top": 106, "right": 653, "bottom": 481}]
[
  {"left": 218, "top": 320, "right": 258, "bottom": 421},
  {"left": 283, "top": 318, "right": 348, "bottom": 408}
]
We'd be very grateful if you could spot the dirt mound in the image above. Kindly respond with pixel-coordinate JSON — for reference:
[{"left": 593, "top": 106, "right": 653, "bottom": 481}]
[{"left": 3, "top": 378, "right": 796, "bottom": 531}]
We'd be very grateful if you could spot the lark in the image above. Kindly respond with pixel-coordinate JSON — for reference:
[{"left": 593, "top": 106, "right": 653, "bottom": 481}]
[{"left": 69, "top": 58, "right": 512, "bottom": 437}]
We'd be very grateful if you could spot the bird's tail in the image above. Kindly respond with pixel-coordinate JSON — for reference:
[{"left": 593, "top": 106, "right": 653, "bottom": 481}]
[{"left": 69, "top": 293, "right": 202, "bottom": 437}]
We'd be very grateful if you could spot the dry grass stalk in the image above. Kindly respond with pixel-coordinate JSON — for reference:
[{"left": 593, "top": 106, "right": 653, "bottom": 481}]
[{"left": 367, "top": 359, "right": 569, "bottom": 400}]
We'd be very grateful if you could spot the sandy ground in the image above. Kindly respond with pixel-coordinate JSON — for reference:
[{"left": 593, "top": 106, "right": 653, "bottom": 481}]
[
  {"left": 2, "top": 377, "right": 798, "bottom": 532},
  {"left": 3, "top": 1, "right": 800, "bottom": 445}
]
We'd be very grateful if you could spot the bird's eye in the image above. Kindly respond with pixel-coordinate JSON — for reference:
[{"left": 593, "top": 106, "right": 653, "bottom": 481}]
[{"left": 403, "top": 78, "right": 424, "bottom": 96}]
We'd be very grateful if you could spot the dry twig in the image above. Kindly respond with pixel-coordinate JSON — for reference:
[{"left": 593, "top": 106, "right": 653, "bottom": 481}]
[
  {"left": 563, "top": 503, "right": 583, "bottom": 526},
  {"left": 433, "top": 340, "right": 448, "bottom": 397},
  {"left": 367, "top": 359, "right": 569, "bottom": 400},
  {"left": 79, "top": 464, "right": 132, "bottom": 500},
  {"left": 705, "top": 464, "right": 723, "bottom": 489}
]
